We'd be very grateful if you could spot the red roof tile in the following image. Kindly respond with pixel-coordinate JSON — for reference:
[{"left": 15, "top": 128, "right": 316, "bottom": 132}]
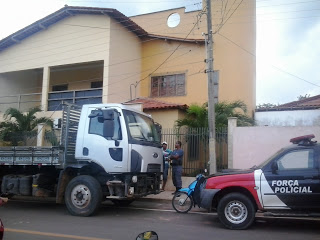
[
  {"left": 257, "top": 94, "right": 320, "bottom": 112},
  {"left": 278, "top": 94, "right": 320, "bottom": 108},
  {"left": 125, "top": 98, "right": 188, "bottom": 110}
]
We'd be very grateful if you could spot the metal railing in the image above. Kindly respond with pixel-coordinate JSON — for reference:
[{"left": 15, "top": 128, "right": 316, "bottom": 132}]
[
  {"left": 0, "top": 88, "right": 102, "bottom": 112},
  {"left": 48, "top": 88, "right": 102, "bottom": 111},
  {"left": 161, "top": 127, "right": 228, "bottom": 176}
]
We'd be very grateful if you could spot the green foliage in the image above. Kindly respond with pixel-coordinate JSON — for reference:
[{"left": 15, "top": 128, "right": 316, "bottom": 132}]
[
  {"left": 176, "top": 100, "right": 254, "bottom": 129},
  {"left": 256, "top": 103, "right": 278, "bottom": 109},
  {"left": 0, "top": 107, "right": 53, "bottom": 146},
  {"left": 297, "top": 94, "right": 310, "bottom": 101}
]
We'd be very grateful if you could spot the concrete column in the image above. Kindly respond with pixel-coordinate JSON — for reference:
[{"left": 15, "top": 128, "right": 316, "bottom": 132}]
[
  {"left": 41, "top": 66, "right": 50, "bottom": 111},
  {"left": 37, "top": 123, "right": 46, "bottom": 147},
  {"left": 228, "top": 117, "right": 237, "bottom": 169},
  {"left": 102, "top": 65, "right": 109, "bottom": 103}
]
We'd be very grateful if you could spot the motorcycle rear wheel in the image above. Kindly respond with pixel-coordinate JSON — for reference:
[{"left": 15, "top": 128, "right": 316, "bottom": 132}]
[{"left": 172, "top": 192, "right": 193, "bottom": 213}]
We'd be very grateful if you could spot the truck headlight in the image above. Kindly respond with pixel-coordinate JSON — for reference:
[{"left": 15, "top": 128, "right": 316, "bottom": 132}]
[{"left": 132, "top": 175, "right": 137, "bottom": 183}]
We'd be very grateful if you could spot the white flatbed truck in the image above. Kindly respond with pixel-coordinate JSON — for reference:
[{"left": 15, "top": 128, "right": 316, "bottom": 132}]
[{"left": 0, "top": 103, "right": 163, "bottom": 216}]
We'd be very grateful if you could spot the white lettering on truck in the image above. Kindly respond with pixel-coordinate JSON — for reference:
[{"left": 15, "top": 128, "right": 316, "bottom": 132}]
[{"left": 271, "top": 180, "right": 312, "bottom": 194}]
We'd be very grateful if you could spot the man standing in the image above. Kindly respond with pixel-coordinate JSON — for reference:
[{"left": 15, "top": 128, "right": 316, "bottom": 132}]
[
  {"left": 162, "top": 141, "right": 172, "bottom": 191},
  {"left": 170, "top": 141, "right": 183, "bottom": 194}
]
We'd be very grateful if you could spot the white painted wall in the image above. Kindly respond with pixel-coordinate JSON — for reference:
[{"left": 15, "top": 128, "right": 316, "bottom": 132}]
[
  {"left": 231, "top": 126, "right": 320, "bottom": 169},
  {"left": 255, "top": 109, "right": 320, "bottom": 126}
]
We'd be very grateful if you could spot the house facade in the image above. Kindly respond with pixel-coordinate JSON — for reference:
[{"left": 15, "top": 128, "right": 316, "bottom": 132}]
[
  {"left": 0, "top": 2, "right": 256, "bottom": 127},
  {"left": 132, "top": 0, "right": 256, "bottom": 114}
]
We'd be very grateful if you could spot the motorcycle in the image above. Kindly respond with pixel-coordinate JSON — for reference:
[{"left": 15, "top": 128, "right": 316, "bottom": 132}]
[{"left": 171, "top": 174, "right": 206, "bottom": 213}]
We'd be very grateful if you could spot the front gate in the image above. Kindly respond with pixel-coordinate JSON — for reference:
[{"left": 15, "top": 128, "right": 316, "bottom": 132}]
[{"left": 161, "top": 127, "right": 228, "bottom": 176}]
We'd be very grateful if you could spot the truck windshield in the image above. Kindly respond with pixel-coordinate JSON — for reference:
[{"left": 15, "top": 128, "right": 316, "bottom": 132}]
[{"left": 123, "top": 110, "right": 160, "bottom": 144}]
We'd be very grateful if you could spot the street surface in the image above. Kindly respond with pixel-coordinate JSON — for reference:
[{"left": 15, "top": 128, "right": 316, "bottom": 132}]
[{"left": 0, "top": 198, "right": 319, "bottom": 240}]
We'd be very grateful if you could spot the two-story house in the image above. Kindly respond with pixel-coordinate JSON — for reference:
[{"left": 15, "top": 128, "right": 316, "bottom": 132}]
[{"left": 0, "top": 1, "right": 256, "bottom": 129}]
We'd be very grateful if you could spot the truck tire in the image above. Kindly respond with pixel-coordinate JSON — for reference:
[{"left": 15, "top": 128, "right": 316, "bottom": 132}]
[
  {"left": 65, "top": 175, "right": 102, "bottom": 217},
  {"left": 217, "top": 193, "right": 255, "bottom": 230}
]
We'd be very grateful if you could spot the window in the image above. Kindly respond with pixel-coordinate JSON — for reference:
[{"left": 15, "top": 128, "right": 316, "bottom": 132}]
[
  {"left": 88, "top": 110, "right": 122, "bottom": 140},
  {"left": 276, "top": 149, "right": 314, "bottom": 170},
  {"left": 52, "top": 84, "right": 68, "bottom": 92},
  {"left": 91, "top": 81, "right": 103, "bottom": 88},
  {"left": 151, "top": 74, "right": 185, "bottom": 97},
  {"left": 123, "top": 110, "right": 160, "bottom": 143}
]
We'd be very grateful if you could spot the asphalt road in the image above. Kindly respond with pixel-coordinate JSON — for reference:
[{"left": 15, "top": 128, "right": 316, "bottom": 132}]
[{"left": 0, "top": 199, "right": 319, "bottom": 240}]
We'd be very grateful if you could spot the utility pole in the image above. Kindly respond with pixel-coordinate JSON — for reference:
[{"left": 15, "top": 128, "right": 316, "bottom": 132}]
[{"left": 205, "top": 0, "right": 217, "bottom": 174}]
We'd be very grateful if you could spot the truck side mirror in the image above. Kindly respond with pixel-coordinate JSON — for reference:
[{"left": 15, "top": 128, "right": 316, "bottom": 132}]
[
  {"left": 103, "top": 120, "right": 114, "bottom": 138},
  {"left": 102, "top": 109, "right": 115, "bottom": 138},
  {"left": 103, "top": 109, "right": 114, "bottom": 120}
]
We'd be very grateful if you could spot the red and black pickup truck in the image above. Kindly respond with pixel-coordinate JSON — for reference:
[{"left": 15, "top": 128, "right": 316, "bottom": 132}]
[{"left": 196, "top": 134, "right": 320, "bottom": 229}]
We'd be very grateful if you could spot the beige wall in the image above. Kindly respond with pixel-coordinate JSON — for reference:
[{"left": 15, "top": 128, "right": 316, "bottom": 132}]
[
  {"left": 0, "top": 15, "right": 111, "bottom": 73},
  {"left": 145, "top": 109, "right": 185, "bottom": 129},
  {"left": 0, "top": 70, "right": 42, "bottom": 112},
  {"left": 231, "top": 126, "right": 320, "bottom": 169},
  {"left": 132, "top": 1, "right": 256, "bottom": 114},
  {"left": 0, "top": 13, "right": 145, "bottom": 107},
  {"left": 50, "top": 62, "right": 103, "bottom": 91},
  {"left": 108, "top": 18, "right": 142, "bottom": 103},
  {"left": 140, "top": 39, "right": 206, "bottom": 105}
]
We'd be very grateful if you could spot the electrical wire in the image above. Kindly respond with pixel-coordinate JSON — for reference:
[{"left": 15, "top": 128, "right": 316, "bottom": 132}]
[{"left": 218, "top": 32, "right": 320, "bottom": 88}]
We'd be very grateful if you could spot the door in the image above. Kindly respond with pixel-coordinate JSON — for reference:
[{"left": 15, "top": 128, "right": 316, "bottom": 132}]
[
  {"left": 80, "top": 107, "right": 129, "bottom": 173},
  {"left": 261, "top": 147, "right": 320, "bottom": 210}
]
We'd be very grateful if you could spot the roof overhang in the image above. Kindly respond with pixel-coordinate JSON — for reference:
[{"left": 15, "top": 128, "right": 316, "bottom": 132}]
[{"left": 0, "top": 6, "right": 148, "bottom": 52}]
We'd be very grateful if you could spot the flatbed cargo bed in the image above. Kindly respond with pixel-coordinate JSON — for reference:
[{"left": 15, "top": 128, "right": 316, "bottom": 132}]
[{"left": 0, "top": 146, "right": 63, "bottom": 166}]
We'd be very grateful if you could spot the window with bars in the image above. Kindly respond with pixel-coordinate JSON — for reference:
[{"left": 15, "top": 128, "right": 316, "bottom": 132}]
[{"left": 151, "top": 74, "right": 185, "bottom": 97}]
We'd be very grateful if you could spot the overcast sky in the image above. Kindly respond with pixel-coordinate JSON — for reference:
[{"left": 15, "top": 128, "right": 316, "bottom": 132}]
[{"left": 1, "top": 0, "right": 319, "bottom": 106}]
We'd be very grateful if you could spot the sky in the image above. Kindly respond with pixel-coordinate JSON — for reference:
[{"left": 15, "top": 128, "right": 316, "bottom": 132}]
[{"left": 0, "top": 0, "right": 320, "bottom": 106}]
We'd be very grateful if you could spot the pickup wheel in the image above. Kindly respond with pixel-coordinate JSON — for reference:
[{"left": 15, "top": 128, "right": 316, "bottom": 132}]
[
  {"left": 65, "top": 175, "right": 102, "bottom": 217},
  {"left": 217, "top": 193, "right": 255, "bottom": 230}
]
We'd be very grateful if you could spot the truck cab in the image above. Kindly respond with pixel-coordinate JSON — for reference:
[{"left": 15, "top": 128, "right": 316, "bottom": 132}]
[{"left": 75, "top": 104, "right": 162, "bottom": 174}]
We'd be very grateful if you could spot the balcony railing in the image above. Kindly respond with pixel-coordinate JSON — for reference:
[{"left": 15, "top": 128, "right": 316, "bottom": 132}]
[{"left": 48, "top": 88, "right": 102, "bottom": 111}]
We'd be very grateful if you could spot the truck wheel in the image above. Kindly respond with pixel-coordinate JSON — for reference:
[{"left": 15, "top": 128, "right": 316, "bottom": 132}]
[
  {"left": 65, "top": 175, "right": 102, "bottom": 217},
  {"left": 217, "top": 193, "right": 255, "bottom": 230}
]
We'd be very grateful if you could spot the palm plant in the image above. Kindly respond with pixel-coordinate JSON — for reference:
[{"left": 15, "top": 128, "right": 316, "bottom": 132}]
[
  {"left": 0, "top": 107, "right": 53, "bottom": 146},
  {"left": 176, "top": 100, "right": 254, "bottom": 129}
]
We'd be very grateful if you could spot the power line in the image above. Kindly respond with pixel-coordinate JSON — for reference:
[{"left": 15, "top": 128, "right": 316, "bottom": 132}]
[
  {"left": 133, "top": 7, "right": 206, "bottom": 86},
  {"left": 257, "top": 0, "right": 320, "bottom": 8},
  {"left": 214, "top": 0, "right": 244, "bottom": 34},
  {"left": 218, "top": 33, "right": 320, "bottom": 88}
]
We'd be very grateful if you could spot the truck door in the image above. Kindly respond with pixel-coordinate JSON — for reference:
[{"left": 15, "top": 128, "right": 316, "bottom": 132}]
[
  {"left": 261, "top": 147, "right": 320, "bottom": 210},
  {"left": 80, "top": 108, "right": 129, "bottom": 173}
]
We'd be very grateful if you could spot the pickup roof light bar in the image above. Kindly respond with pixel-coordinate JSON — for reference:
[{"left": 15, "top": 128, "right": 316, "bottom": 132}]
[{"left": 290, "top": 134, "right": 316, "bottom": 146}]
